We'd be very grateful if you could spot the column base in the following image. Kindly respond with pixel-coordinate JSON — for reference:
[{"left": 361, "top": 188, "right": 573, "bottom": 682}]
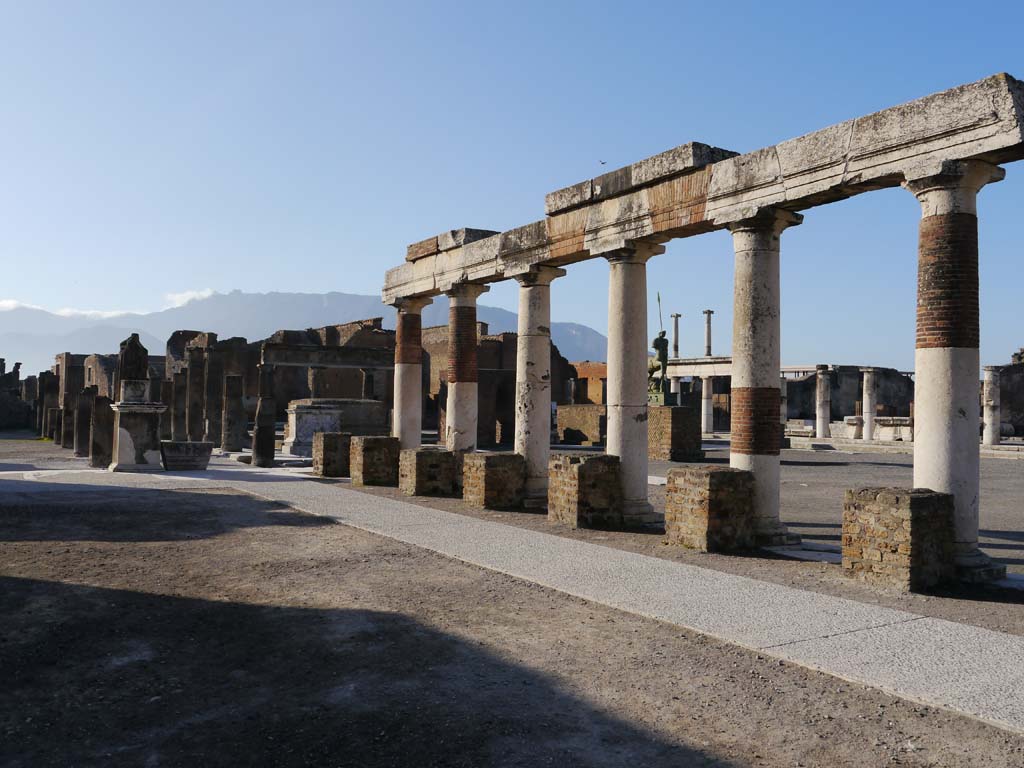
[
  {"left": 754, "top": 519, "right": 801, "bottom": 548},
  {"left": 622, "top": 499, "right": 661, "bottom": 528},
  {"left": 955, "top": 548, "right": 1007, "bottom": 583}
]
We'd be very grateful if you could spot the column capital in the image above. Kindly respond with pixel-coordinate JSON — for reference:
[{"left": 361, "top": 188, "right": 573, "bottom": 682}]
[
  {"left": 902, "top": 159, "right": 1005, "bottom": 216},
  {"left": 726, "top": 207, "right": 803, "bottom": 236},
  {"left": 446, "top": 282, "right": 490, "bottom": 304},
  {"left": 391, "top": 295, "right": 433, "bottom": 314},
  {"left": 514, "top": 265, "right": 566, "bottom": 287},
  {"left": 602, "top": 241, "right": 666, "bottom": 265}
]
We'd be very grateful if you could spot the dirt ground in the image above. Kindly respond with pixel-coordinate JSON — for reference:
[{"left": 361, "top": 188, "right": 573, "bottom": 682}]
[{"left": 2, "top": 485, "right": 1023, "bottom": 767}]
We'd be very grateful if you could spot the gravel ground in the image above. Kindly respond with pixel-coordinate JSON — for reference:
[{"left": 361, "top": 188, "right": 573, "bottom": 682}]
[{"left": 2, "top": 485, "right": 1023, "bottom": 767}]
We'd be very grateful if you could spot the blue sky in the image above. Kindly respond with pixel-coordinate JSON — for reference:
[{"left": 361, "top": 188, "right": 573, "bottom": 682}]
[{"left": 0, "top": 1, "right": 1020, "bottom": 368}]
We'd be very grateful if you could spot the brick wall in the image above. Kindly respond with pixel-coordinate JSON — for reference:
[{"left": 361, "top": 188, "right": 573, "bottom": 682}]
[
  {"left": 917, "top": 213, "right": 978, "bottom": 349},
  {"left": 547, "top": 454, "right": 622, "bottom": 529},
  {"left": 664, "top": 466, "right": 755, "bottom": 552}
]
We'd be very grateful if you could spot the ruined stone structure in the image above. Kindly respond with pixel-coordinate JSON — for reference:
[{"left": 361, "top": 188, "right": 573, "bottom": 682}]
[
  {"left": 383, "top": 73, "right": 1024, "bottom": 580},
  {"left": 664, "top": 466, "right": 756, "bottom": 552}
]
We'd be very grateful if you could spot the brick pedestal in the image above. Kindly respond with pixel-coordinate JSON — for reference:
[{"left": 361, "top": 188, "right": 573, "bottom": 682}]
[
  {"left": 842, "top": 487, "right": 956, "bottom": 592},
  {"left": 556, "top": 404, "right": 606, "bottom": 446},
  {"left": 547, "top": 454, "right": 622, "bottom": 529},
  {"left": 648, "top": 406, "right": 704, "bottom": 461},
  {"left": 313, "top": 432, "right": 351, "bottom": 478},
  {"left": 399, "top": 447, "right": 458, "bottom": 497},
  {"left": 462, "top": 453, "right": 525, "bottom": 509},
  {"left": 665, "top": 466, "right": 755, "bottom": 552},
  {"left": 350, "top": 436, "right": 400, "bottom": 487}
]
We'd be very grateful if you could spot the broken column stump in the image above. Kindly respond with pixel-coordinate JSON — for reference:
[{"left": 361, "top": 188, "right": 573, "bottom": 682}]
[
  {"left": 547, "top": 454, "right": 622, "bottom": 529},
  {"left": 313, "top": 432, "right": 351, "bottom": 478},
  {"left": 462, "top": 453, "right": 525, "bottom": 510},
  {"left": 842, "top": 487, "right": 956, "bottom": 592},
  {"left": 350, "top": 436, "right": 400, "bottom": 487},
  {"left": 648, "top": 405, "right": 704, "bottom": 462},
  {"left": 664, "top": 466, "right": 755, "bottom": 552},
  {"left": 399, "top": 447, "right": 458, "bottom": 497}
]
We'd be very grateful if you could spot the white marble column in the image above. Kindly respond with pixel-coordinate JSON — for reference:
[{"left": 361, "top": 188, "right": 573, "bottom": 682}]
[
  {"left": 982, "top": 366, "right": 1001, "bottom": 447},
  {"left": 445, "top": 283, "right": 489, "bottom": 452},
  {"left": 815, "top": 365, "right": 831, "bottom": 439},
  {"left": 903, "top": 159, "right": 1004, "bottom": 579},
  {"left": 671, "top": 313, "right": 681, "bottom": 358},
  {"left": 392, "top": 296, "right": 432, "bottom": 450},
  {"left": 514, "top": 266, "right": 565, "bottom": 506},
  {"left": 605, "top": 243, "right": 663, "bottom": 525},
  {"left": 728, "top": 209, "right": 802, "bottom": 545},
  {"left": 701, "top": 376, "right": 714, "bottom": 434},
  {"left": 861, "top": 367, "right": 877, "bottom": 442}
]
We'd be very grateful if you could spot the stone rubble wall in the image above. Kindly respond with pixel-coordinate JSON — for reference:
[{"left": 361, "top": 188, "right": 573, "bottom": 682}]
[
  {"left": 313, "top": 432, "right": 351, "bottom": 478},
  {"left": 399, "top": 447, "right": 458, "bottom": 497},
  {"left": 547, "top": 454, "right": 622, "bottom": 529},
  {"left": 350, "top": 436, "right": 399, "bottom": 487},
  {"left": 462, "top": 453, "right": 525, "bottom": 509},
  {"left": 664, "top": 466, "right": 755, "bottom": 552},
  {"left": 647, "top": 406, "right": 704, "bottom": 461}
]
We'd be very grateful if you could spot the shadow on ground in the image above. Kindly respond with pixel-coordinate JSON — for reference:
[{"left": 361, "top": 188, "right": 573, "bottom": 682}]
[{"left": 0, "top": 575, "right": 730, "bottom": 767}]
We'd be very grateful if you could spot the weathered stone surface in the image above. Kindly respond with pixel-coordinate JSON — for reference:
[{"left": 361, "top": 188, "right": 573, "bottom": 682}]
[
  {"left": 159, "top": 441, "right": 214, "bottom": 471},
  {"left": 399, "top": 447, "right": 458, "bottom": 497},
  {"left": 665, "top": 466, "right": 756, "bottom": 552},
  {"left": 251, "top": 365, "right": 276, "bottom": 468},
  {"left": 283, "top": 398, "right": 388, "bottom": 457},
  {"left": 89, "top": 396, "right": 114, "bottom": 469},
  {"left": 547, "top": 454, "right": 622, "bottom": 529},
  {"left": 842, "top": 487, "right": 956, "bottom": 592},
  {"left": 462, "top": 452, "right": 525, "bottom": 510},
  {"left": 405, "top": 228, "right": 499, "bottom": 262},
  {"left": 350, "top": 436, "right": 400, "bottom": 487},
  {"left": 47, "top": 408, "right": 62, "bottom": 441},
  {"left": 556, "top": 404, "right": 606, "bottom": 446},
  {"left": 185, "top": 346, "right": 205, "bottom": 442},
  {"left": 260, "top": 343, "right": 394, "bottom": 370},
  {"left": 647, "top": 405, "right": 704, "bottom": 461},
  {"left": 110, "top": 380, "right": 166, "bottom": 472},
  {"left": 73, "top": 386, "right": 97, "bottom": 457},
  {"left": 313, "top": 432, "right": 351, "bottom": 478},
  {"left": 202, "top": 347, "right": 224, "bottom": 446},
  {"left": 220, "top": 374, "right": 247, "bottom": 452},
  {"left": 159, "top": 379, "right": 173, "bottom": 441},
  {"left": 171, "top": 372, "right": 188, "bottom": 442}
]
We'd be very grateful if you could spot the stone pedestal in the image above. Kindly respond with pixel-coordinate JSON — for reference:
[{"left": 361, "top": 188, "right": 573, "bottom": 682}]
[
  {"left": 842, "top": 488, "right": 957, "bottom": 592},
  {"left": 283, "top": 398, "right": 388, "bottom": 457},
  {"left": 648, "top": 406, "right": 704, "bottom": 461},
  {"left": 109, "top": 380, "right": 167, "bottom": 472},
  {"left": 547, "top": 454, "right": 622, "bottom": 529},
  {"left": 399, "top": 447, "right": 458, "bottom": 497},
  {"left": 89, "top": 396, "right": 114, "bottom": 469},
  {"left": 220, "top": 374, "right": 248, "bottom": 452},
  {"left": 462, "top": 453, "right": 525, "bottom": 510},
  {"left": 665, "top": 466, "right": 755, "bottom": 552},
  {"left": 159, "top": 441, "right": 214, "bottom": 471},
  {"left": 350, "top": 436, "right": 400, "bottom": 487},
  {"left": 313, "top": 432, "right": 351, "bottom": 477}
]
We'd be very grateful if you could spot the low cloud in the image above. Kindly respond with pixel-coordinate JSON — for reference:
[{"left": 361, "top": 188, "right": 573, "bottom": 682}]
[
  {"left": 164, "top": 288, "right": 215, "bottom": 308},
  {"left": 0, "top": 299, "right": 138, "bottom": 318}
]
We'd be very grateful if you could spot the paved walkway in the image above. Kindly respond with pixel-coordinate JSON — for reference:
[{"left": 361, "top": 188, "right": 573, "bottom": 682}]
[{"left": 3, "top": 457, "right": 1024, "bottom": 735}]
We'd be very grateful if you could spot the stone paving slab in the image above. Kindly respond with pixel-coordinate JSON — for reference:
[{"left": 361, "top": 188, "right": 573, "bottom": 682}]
[{"left": 4, "top": 460, "right": 1024, "bottom": 734}]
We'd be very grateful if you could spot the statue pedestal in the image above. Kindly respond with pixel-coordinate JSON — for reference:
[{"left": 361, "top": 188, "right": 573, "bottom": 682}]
[
  {"left": 283, "top": 398, "right": 388, "bottom": 457},
  {"left": 109, "top": 380, "right": 167, "bottom": 472}
]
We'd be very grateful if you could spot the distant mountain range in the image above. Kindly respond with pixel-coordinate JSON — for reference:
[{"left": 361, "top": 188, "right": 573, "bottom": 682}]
[{"left": 0, "top": 290, "right": 608, "bottom": 376}]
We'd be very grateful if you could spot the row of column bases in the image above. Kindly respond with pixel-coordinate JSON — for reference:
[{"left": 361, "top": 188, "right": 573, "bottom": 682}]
[{"left": 390, "top": 160, "right": 1005, "bottom": 578}]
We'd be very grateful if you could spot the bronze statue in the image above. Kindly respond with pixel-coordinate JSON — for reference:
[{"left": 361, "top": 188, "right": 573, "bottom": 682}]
[{"left": 651, "top": 330, "right": 669, "bottom": 390}]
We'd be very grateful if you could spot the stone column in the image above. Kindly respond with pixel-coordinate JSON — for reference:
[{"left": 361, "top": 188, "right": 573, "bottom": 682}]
[
  {"left": 670, "top": 313, "right": 681, "bottom": 358},
  {"left": 392, "top": 297, "right": 432, "bottom": 449},
  {"left": 514, "top": 266, "right": 565, "bottom": 506},
  {"left": 251, "top": 364, "right": 277, "bottom": 467},
  {"left": 221, "top": 374, "right": 248, "bottom": 451},
  {"left": 445, "top": 283, "right": 489, "bottom": 452},
  {"left": 702, "top": 309, "right": 714, "bottom": 357},
  {"left": 728, "top": 208, "right": 802, "bottom": 545},
  {"left": 861, "top": 368, "right": 877, "bottom": 442},
  {"left": 159, "top": 379, "right": 173, "bottom": 441},
  {"left": 185, "top": 347, "right": 205, "bottom": 442},
  {"left": 779, "top": 375, "right": 788, "bottom": 446},
  {"left": 61, "top": 365, "right": 84, "bottom": 450},
  {"left": 202, "top": 347, "right": 224, "bottom": 447},
  {"left": 669, "top": 377, "right": 681, "bottom": 395},
  {"left": 308, "top": 366, "right": 328, "bottom": 399},
  {"left": 73, "top": 386, "right": 97, "bottom": 457},
  {"left": 815, "top": 365, "right": 831, "bottom": 439},
  {"left": 903, "top": 159, "right": 1004, "bottom": 579},
  {"left": 605, "top": 244, "right": 663, "bottom": 525},
  {"left": 701, "top": 376, "right": 714, "bottom": 434},
  {"left": 982, "top": 366, "right": 1001, "bottom": 447},
  {"left": 171, "top": 371, "right": 187, "bottom": 441},
  {"left": 89, "top": 395, "right": 114, "bottom": 469}
]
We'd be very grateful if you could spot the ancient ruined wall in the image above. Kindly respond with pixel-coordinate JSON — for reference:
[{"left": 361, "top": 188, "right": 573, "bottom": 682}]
[
  {"left": 1000, "top": 362, "right": 1024, "bottom": 434},
  {"left": 570, "top": 361, "right": 607, "bottom": 405},
  {"left": 786, "top": 368, "right": 913, "bottom": 420},
  {"left": 165, "top": 331, "right": 203, "bottom": 378},
  {"left": 83, "top": 355, "right": 117, "bottom": 399}
]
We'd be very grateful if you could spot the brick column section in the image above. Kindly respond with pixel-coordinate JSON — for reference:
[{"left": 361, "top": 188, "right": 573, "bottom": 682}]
[
  {"left": 391, "top": 296, "right": 433, "bottom": 449},
  {"left": 903, "top": 159, "right": 1005, "bottom": 580},
  {"left": 604, "top": 242, "right": 664, "bottom": 525},
  {"left": 513, "top": 265, "right": 565, "bottom": 506},
  {"left": 445, "top": 284, "right": 488, "bottom": 451},
  {"left": 728, "top": 208, "right": 802, "bottom": 545}
]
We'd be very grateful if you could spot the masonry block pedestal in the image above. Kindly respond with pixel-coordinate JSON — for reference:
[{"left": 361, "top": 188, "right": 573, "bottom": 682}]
[
  {"left": 399, "top": 448, "right": 458, "bottom": 497},
  {"left": 159, "top": 441, "right": 214, "bottom": 471},
  {"left": 648, "top": 406, "right": 705, "bottom": 461},
  {"left": 842, "top": 487, "right": 956, "bottom": 592},
  {"left": 350, "top": 436, "right": 400, "bottom": 487},
  {"left": 547, "top": 454, "right": 622, "bottom": 529},
  {"left": 462, "top": 453, "right": 525, "bottom": 509},
  {"left": 665, "top": 466, "right": 755, "bottom": 552},
  {"left": 313, "top": 432, "right": 351, "bottom": 478}
]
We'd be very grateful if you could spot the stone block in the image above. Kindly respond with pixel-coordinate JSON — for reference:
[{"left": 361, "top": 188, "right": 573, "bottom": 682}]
[
  {"left": 350, "top": 436, "right": 400, "bottom": 487},
  {"left": 664, "top": 466, "right": 755, "bottom": 552},
  {"left": 399, "top": 447, "right": 458, "bottom": 497},
  {"left": 313, "top": 432, "right": 351, "bottom": 478},
  {"left": 556, "top": 404, "right": 606, "bottom": 446},
  {"left": 842, "top": 487, "right": 956, "bottom": 592},
  {"left": 547, "top": 454, "right": 622, "bottom": 529},
  {"left": 159, "top": 441, "right": 214, "bottom": 471},
  {"left": 462, "top": 452, "right": 525, "bottom": 510},
  {"left": 648, "top": 405, "right": 705, "bottom": 461}
]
